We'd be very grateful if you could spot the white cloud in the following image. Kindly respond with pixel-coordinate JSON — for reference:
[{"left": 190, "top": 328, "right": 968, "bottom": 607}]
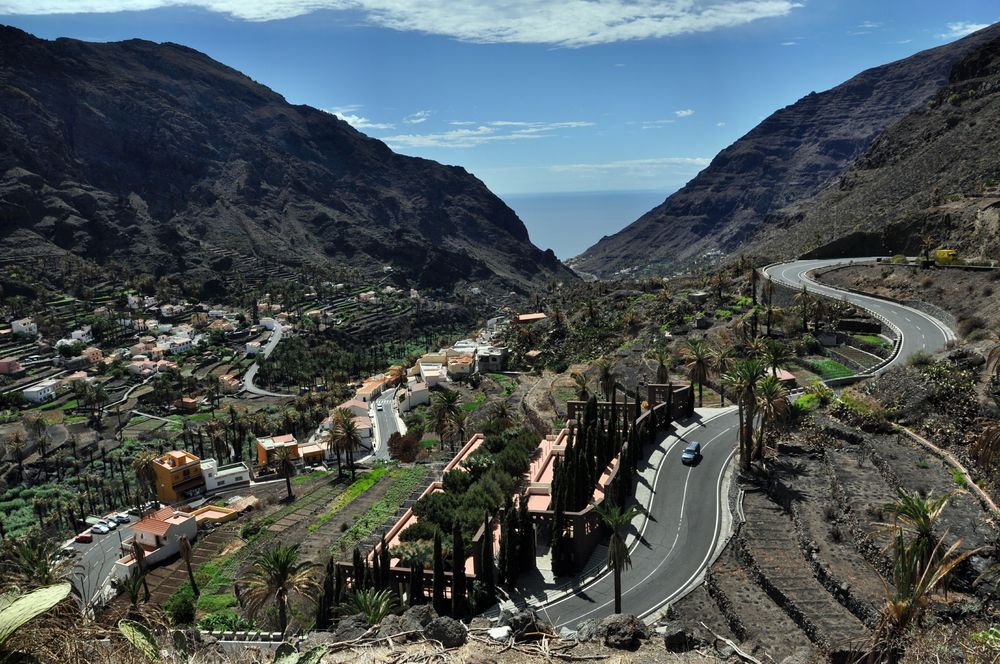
[
  {"left": 449, "top": 120, "right": 477, "bottom": 125},
  {"left": 780, "top": 40, "right": 796, "bottom": 45},
  {"left": 0, "top": 0, "right": 805, "bottom": 48},
  {"left": 674, "top": 109, "right": 695, "bottom": 117},
  {"left": 382, "top": 119, "right": 594, "bottom": 149},
  {"left": 858, "top": 20, "right": 881, "bottom": 29},
  {"left": 403, "top": 110, "right": 431, "bottom": 124},
  {"left": 547, "top": 156, "right": 710, "bottom": 180},
  {"left": 716, "top": 121, "right": 726, "bottom": 127},
  {"left": 637, "top": 119, "right": 675, "bottom": 129},
  {"left": 938, "top": 21, "right": 991, "bottom": 39},
  {"left": 323, "top": 106, "right": 395, "bottom": 130}
]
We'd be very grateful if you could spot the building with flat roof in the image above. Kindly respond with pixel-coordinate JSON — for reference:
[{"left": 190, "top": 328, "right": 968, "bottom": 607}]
[
  {"left": 256, "top": 434, "right": 300, "bottom": 468},
  {"left": 200, "top": 459, "right": 251, "bottom": 493},
  {"left": 113, "top": 507, "right": 197, "bottom": 579},
  {"left": 152, "top": 450, "right": 206, "bottom": 502}
]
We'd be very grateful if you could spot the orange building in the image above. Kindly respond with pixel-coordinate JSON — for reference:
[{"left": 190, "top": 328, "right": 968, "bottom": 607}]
[
  {"left": 256, "top": 434, "right": 300, "bottom": 468},
  {"left": 152, "top": 450, "right": 206, "bottom": 503}
]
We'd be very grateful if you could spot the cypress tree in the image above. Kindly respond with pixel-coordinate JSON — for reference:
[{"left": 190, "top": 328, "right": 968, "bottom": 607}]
[
  {"left": 371, "top": 542, "right": 383, "bottom": 591},
  {"left": 352, "top": 547, "right": 365, "bottom": 591},
  {"left": 481, "top": 511, "right": 496, "bottom": 600},
  {"left": 433, "top": 529, "right": 447, "bottom": 616},
  {"left": 408, "top": 560, "right": 425, "bottom": 606},
  {"left": 551, "top": 501, "right": 571, "bottom": 577},
  {"left": 334, "top": 564, "right": 345, "bottom": 607},
  {"left": 316, "top": 556, "right": 335, "bottom": 629},
  {"left": 379, "top": 532, "right": 392, "bottom": 595},
  {"left": 451, "top": 521, "right": 468, "bottom": 619},
  {"left": 504, "top": 503, "right": 520, "bottom": 583},
  {"left": 518, "top": 494, "right": 535, "bottom": 570}
]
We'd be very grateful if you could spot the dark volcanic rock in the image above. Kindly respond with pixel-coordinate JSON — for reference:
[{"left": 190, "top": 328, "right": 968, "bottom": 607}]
[
  {"left": 572, "top": 23, "right": 1000, "bottom": 277},
  {"left": 0, "top": 26, "right": 574, "bottom": 295},
  {"left": 425, "top": 616, "right": 466, "bottom": 648},
  {"left": 497, "top": 607, "right": 552, "bottom": 641},
  {"left": 331, "top": 614, "right": 370, "bottom": 641},
  {"left": 598, "top": 614, "right": 649, "bottom": 651}
]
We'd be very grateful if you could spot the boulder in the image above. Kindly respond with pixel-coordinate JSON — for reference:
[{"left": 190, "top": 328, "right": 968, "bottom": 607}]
[
  {"left": 497, "top": 608, "right": 552, "bottom": 641},
  {"left": 658, "top": 621, "right": 707, "bottom": 652},
  {"left": 376, "top": 613, "right": 423, "bottom": 641},
  {"left": 332, "top": 614, "right": 370, "bottom": 642},
  {"left": 425, "top": 616, "right": 467, "bottom": 648},
  {"left": 402, "top": 603, "right": 438, "bottom": 627},
  {"left": 573, "top": 618, "right": 602, "bottom": 642},
  {"left": 599, "top": 614, "right": 649, "bottom": 651},
  {"left": 487, "top": 626, "right": 512, "bottom": 641}
]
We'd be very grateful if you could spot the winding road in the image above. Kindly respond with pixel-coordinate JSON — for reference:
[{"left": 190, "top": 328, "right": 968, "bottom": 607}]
[
  {"left": 242, "top": 325, "right": 293, "bottom": 397},
  {"left": 532, "top": 257, "right": 956, "bottom": 630}
]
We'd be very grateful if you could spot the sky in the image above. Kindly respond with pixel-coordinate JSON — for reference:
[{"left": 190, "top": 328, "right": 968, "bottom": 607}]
[{"left": 0, "top": 1, "right": 997, "bottom": 196}]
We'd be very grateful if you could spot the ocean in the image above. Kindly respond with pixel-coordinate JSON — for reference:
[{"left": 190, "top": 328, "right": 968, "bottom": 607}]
[{"left": 501, "top": 190, "right": 669, "bottom": 261}]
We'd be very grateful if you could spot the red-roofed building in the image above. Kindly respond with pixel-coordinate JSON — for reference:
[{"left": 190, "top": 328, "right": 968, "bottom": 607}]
[
  {"left": 513, "top": 312, "right": 547, "bottom": 324},
  {"left": 113, "top": 507, "right": 197, "bottom": 580}
]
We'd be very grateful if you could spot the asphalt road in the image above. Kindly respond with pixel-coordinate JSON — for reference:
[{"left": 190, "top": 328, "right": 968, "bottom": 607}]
[
  {"left": 242, "top": 325, "right": 293, "bottom": 397},
  {"left": 372, "top": 390, "right": 401, "bottom": 461},
  {"left": 68, "top": 517, "right": 135, "bottom": 606},
  {"left": 541, "top": 409, "right": 740, "bottom": 628},
  {"left": 763, "top": 257, "right": 956, "bottom": 366},
  {"left": 541, "top": 257, "right": 957, "bottom": 629}
]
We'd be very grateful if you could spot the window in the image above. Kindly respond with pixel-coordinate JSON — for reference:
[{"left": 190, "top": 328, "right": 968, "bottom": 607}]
[{"left": 183, "top": 469, "right": 190, "bottom": 479}]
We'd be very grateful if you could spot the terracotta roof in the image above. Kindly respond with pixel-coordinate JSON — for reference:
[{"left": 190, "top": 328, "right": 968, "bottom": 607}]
[
  {"left": 150, "top": 506, "right": 176, "bottom": 520},
  {"left": 132, "top": 519, "right": 172, "bottom": 536},
  {"left": 272, "top": 434, "right": 296, "bottom": 444}
]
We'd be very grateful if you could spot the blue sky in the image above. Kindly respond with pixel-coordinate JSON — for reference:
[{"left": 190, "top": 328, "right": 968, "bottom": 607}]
[{"left": 0, "top": 1, "right": 997, "bottom": 195}]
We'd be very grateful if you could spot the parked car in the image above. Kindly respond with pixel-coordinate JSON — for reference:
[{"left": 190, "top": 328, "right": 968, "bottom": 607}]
[
  {"left": 376, "top": 404, "right": 383, "bottom": 411},
  {"left": 97, "top": 519, "right": 117, "bottom": 531},
  {"left": 59, "top": 546, "right": 77, "bottom": 558},
  {"left": 74, "top": 532, "right": 94, "bottom": 543},
  {"left": 112, "top": 513, "right": 131, "bottom": 524},
  {"left": 90, "top": 523, "right": 109, "bottom": 535},
  {"left": 681, "top": 441, "right": 702, "bottom": 466}
]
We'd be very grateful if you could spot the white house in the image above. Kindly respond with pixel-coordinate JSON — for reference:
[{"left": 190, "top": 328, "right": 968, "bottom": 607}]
[
  {"left": 70, "top": 326, "right": 93, "bottom": 343},
  {"left": 208, "top": 309, "right": 226, "bottom": 319},
  {"left": 11, "top": 318, "right": 37, "bottom": 336},
  {"left": 23, "top": 378, "right": 59, "bottom": 404},
  {"left": 245, "top": 341, "right": 262, "bottom": 356},
  {"left": 200, "top": 459, "right": 251, "bottom": 493},
  {"left": 259, "top": 317, "right": 278, "bottom": 331},
  {"left": 476, "top": 346, "right": 508, "bottom": 373},
  {"left": 400, "top": 379, "right": 430, "bottom": 412},
  {"left": 113, "top": 507, "right": 197, "bottom": 580}
]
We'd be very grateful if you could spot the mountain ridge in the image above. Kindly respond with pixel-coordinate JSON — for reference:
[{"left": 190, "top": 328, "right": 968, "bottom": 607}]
[
  {"left": 0, "top": 26, "right": 573, "bottom": 298},
  {"left": 571, "top": 23, "right": 1000, "bottom": 277}
]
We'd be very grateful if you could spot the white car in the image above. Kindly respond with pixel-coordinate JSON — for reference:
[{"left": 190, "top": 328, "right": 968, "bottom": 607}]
[
  {"left": 112, "top": 513, "right": 131, "bottom": 524},
  {"left": 98, "top": 519, "right": 117, "bottom": 530},
  {"left": 90, "top": 523, "right": 110, "bottom": 535},
  {"left": 376, "top": 404, "right": 384, "bottom": 411}
]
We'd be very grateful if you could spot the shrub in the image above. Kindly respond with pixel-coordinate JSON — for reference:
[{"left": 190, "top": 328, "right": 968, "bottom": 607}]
[
  {"left": 890, "top": 254, "right": 907, "bottom": 265},
  {"left": 388, "top": 432, "right": 421, "bottom": 462},
  {"left": 953, "top": 469, "right": 968, "bottom": 487},
  {"left": 164, "top": 583, "right": 196, "bottom": 625},
  {"left": 197, "top": 610, "right": 253, "bottom": 632},
  {"left": 958, "top": 316, "right": 986, "bottom": 338},
  {"left": 907, "top": 351, "right": 933, "bottom": 367}
]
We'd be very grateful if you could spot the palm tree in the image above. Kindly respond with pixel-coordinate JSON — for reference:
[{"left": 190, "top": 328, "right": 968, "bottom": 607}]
[
  {"left": 449, "top": 410, "right": 467, "bottom": 453},
  {"left": 132, "top": 451, "right": 158, "bottom": 511},
  {"left": 5, "top": 431, "right": 26, "bottom": 481},
  {"left": 794, "top": 285, "right": 813, "bottom": 333},
  {"left": 178, "top": 535, "right": 199, "bottom": 597},
  {"left": 570, "top": 372, "right": 590, "bottom": 401},
  {"left": 753, "top": 375, "right": 789, "bottom": 461},
  {"left": 762, "top": 340, "right": 792, "bottom": 378},
  {"left": 709, "top": 344, "right": 736, "bottom": 407},
  {"left": 879, "top": 489, "right": 953, "bottom": 569},
  {"left": 969, "top": 421, "right": 1000, "bottom": 470},
  {"left": 274, "top": 445, "right": 296, "bottom": 501},
  {"left": 1, "top": 528, "right": 67, "bottom": 588},
  {"left": 429, "top": 389, "right": 462, "bottom": 451},
  {"left": 346, "top": 588, "right": 397, "bottom": 626},
  {"left": 240, "top": 544, "right": 319, "bottom": 633},
  {"left": 681, "top": 339, "right": 711, "bottom": 408},
  {"left": 332, "top": 412, "right": 361, "bottom": 480},
  {"left": 651, "top": 350, "right": 671, "bottom": 384},
  {"left": 596, "top": 360, "right": 615, "bottom": 401},
  {"left": 723, "top": 358, "right": 766, "bottom": 473},
  {"left": 491, "top": 400, "right": 514, "bottom": 428},
  {"left": 131, "top": 540, "right": 150, "bottom": 602},
  {"left": 987, "top": 345, "right": 1000, "bottom": 382},
  {"left": 594, "top": 500, "right": 640, "bottom": 614}
]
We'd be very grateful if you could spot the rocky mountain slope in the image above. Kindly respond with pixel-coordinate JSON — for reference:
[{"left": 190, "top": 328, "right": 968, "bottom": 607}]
[
  {"left": 0, "top": 26, "right": 573, "bottom": 297},
  {"left": 571, "top": 23, "right": 1000, "bottom": 278},
  {"left": 756, "top": 32, "right": 1000, "bottom": 261}
]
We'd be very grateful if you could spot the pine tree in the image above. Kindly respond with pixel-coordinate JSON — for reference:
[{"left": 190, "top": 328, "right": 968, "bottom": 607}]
[
  {"left": 433, "top": 529, "right": 448, "bottom": 616},
  {"left": 451, "top": 521, "right": 468, "bottom": 619}
]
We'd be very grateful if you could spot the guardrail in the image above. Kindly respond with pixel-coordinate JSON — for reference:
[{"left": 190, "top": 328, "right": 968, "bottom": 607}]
[{"left": 760, "top": 259, "right": 904, "bottom": 388}]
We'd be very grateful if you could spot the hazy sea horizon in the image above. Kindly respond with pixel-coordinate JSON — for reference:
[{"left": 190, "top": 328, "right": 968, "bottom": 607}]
[{"left": 501, "top": 189, "right": 671, "bottom": 261}]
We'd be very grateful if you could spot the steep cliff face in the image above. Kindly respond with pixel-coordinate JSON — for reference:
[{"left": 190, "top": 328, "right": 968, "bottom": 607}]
[
  {"left": 0, "top": 26, "right": 573, "bottom": 296},
  {"left": 571, "top": 23, "right": 1000, "bottom": 278},
  {"left": 756, "top": 33, "right": 1000, "bottom": 262}
]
